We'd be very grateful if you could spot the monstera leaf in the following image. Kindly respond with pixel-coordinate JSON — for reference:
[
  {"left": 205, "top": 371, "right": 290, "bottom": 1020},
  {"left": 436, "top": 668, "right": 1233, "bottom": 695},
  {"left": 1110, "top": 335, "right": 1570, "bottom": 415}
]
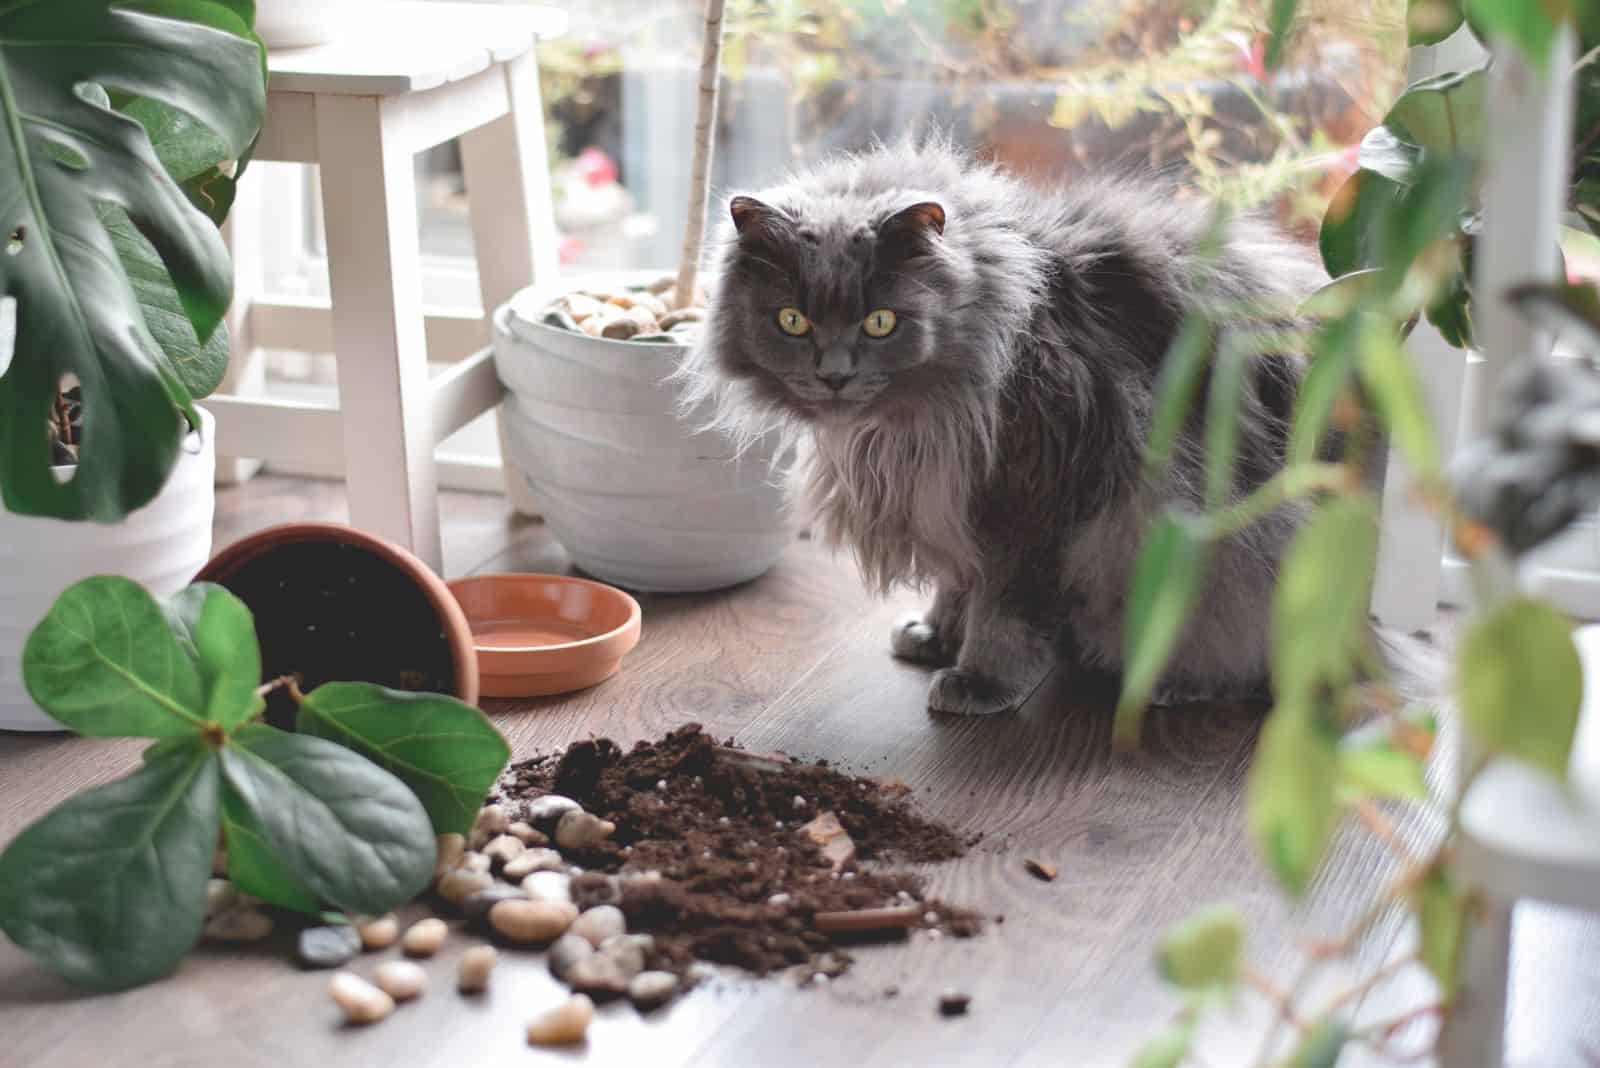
[{"left": 0, "top": 1, "right": 264, "bottom": 521}]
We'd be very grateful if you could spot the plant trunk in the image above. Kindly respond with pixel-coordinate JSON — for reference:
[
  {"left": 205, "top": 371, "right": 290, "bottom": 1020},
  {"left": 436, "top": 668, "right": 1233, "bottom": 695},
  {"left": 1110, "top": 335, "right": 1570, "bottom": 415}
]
[{"left": 674, "top": 0, "right": 727, "bottom": 311}]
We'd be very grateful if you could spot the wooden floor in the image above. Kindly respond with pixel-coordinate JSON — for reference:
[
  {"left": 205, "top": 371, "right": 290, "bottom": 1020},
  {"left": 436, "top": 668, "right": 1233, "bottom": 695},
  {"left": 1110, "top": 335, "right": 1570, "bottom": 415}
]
[{"left": 1, "top": 476, "right": 1595, "bottom": 1068}]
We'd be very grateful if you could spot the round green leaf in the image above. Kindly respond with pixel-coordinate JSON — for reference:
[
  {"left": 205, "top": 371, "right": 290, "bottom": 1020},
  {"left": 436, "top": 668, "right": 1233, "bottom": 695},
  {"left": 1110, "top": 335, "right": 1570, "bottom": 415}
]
[
  {"left": 220, "top": 724, "right": 435, "bottom": 916},
  {"left": 1248, "top": 702, "right": 1339, "bottom": 895},
  {"left": 0, "top": 737, "right": 219, "bottom": 990},
  {"left": 1457, "top": 597, "right": 1582, "bottom": 778},
  {"left": 1277, "top": 1019, "right": 1350, "bottom": 1068},
  {"left": 1271, "top": 496, "right": 1379, "bottom": 703},
  {"left": 296, "top": 681, "right": 511, "bottom": 837},
  {"left": 1156, "top": 902, "right": 1245, "bottom": 990},
  {"left": 219, "top": 784, "right": 320, "bottom": 913},
  {"left": 163, "top": 582, "right": 263, "bottom": 729},
  {"left": 23, "top": 575, "right": 207, "bottom": 736},
  {"left": 1116, "top": 514, "right": 1210, "bottom": 748},
  {"left": 1384, "top": 67, "right": 1487, "bottom": 158},
  {"left": 1336, "top": 726, "right": 1430, "bottom": 802}
]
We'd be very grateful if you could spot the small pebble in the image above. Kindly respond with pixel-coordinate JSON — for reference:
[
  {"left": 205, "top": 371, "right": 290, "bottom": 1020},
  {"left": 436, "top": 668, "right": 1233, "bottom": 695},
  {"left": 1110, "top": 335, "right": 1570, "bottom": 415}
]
[
  {"left": 297, "top": 924, "right": 363, "bottom": 969},
  {"left": 811, "top": 973, "right": 830, "bottom": 986},
  {"left": 504, "top": 847, "right": 566, "bottom": 881},
  {"left": 564, "top": 293, "right": 604, "bottom": 322},
  {"left": 401, "top": 917, "right": 448, "bottom": 957},
  {"left": 458, "top": 944, "right": 498, "bottom": 994},
  {"left": 469, "top": 803, "right": 510, "bottom": 849},
  {"left": 570, "top": 872, "right": 623, "bottom": 910},
  {"left": 924, "top": 911, "right": 939, "bottom": 925},
  {"left": 632, "top": 291, "right": 669, "bottom": 319},
  {"left": 329, "top": 971, "right": 394, "bottom": 1025},
  {"left": 205, "top": 878, "right": 238, "bottom": 918},
  {"left": 896, "top": 891, "right": 914, "bottom": 903},
  {"left": 508, "top": 821, "right": 548, "bottom": 846},
  {"left": 628, "top": 970, "right": 679, "bottom": 1010},
  {"left": 939, "top": 990, "right": 970, "bottom": 1017},
  {"left": 459, "top": 851, "right": 492, "bottom": 874},
  {"left": 357, "top": 913, "right": 400, "bottom": 950},
  {"left": 566, "top": 952, "right": 631, "bottom": 995},
  {"left": 433, "top": 833, "right": 466, "bottom": 880},
  {"left": 597, "top": 934, "right": 648, "bottom": 980},
  {"left": 203, "top": 908, "right": 272, "bottom": 941},
  {"left": 571, "top": 905, "right": 625, "bottom": 947},
  {"left": 548, "top": 932, "right": 594, "bottom": 981},
  {"left": 658, "top": 307, "right": 705, "bottom": 329},
  {"left": 523, "top": 870, "right": 573, "bottom": 904},
  {"left": 555, "top": 810, "right": 616, "bottom": 850},
  {"left": 600, "top": 315, "right": 641, "bottom": 340},
  {"left": 655, "top": 779, "right": 669, "bottom": 792},
  {"left": 490, "top": 899, "right": 578, "bottom": 944},
  {"left": 526, "top": 794, "right": 582, "bottom": 831},
  {"left": 717, "top": 816, "right": 730, "bottom": 825},
  {"left": 462, "top": 882, "right": 531, "bottom": 925},
  {"left": 579, "top": 315, "right": 607, "bottom": 338},
  {"left": 374, "top": 960, "right": 427, "bottom": 1001},
  {"left": 437, "top": 866, "right": 495, "bottom": 905},
  {"left": 482, "top": 834, "right": 525, "bottom": 866},
  {"left": 767, "top": 893, "right": 792, "bottom": 907},
  {"left": 527, "top": 993, "right": 594, "bottom": 1046}
]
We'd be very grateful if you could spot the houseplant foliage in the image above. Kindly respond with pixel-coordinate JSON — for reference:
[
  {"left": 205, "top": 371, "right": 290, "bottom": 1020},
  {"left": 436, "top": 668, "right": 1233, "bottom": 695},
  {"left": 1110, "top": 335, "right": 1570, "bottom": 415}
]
[
  {"left": 0, "top": 578, "right": 510, "bottom": 992},
  {"left": 1122, "top": 1, "right": 1590, "bottom": 1064},
  {"left": 0, "top": 0, "right": 265, "bottom": 521}
]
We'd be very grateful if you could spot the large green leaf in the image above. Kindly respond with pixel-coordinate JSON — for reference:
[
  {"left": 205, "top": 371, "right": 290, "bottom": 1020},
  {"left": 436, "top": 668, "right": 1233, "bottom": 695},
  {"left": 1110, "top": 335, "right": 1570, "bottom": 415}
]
[
  {"left": 1457, "top": 597, "right": 1582, "bottom": 777},
  {"left": 1248, "top": 701, "right": 1339, "bottom": 895},
  {"left": 1264, "top": 0, "right": 1297, "bottom": 71},
  {"left": 1145, "top": 314, "right": 1215, "bottom": 481},
  {"left": 1277, "top": 1020, "right": 1350, "bottom": 1068},
  {"left": 1337, "top": 726, "right": 1430, "bottom": 802},
  {"left": 0, "top": 737, "right": 218, "bottom": 990},
  {"left": 1464, "top": 0, "right": 1561, "bottom": 70},
  {"left": 23, "top": 575, "right": 207, "bottom": 736},
  {"left": 1357, "top": 319, "right": 1439, "bottom": 478},
  {"left": 1356, "top": 126, "right": 1423, "bottom": 185},
  {"left": 1115, "top": 514, "right": 1210, "bottom": 748},
  {"left": 1408, "top": 0, "right": 1465, "bottom": 45},
  {"left": 219, "top": 724, "right": 436, "bottom": 915},
  {"left": 0, "top": 0, "right": 264, "bottom": 521},
  {"left": 297, "top": 682, "right": 511, "bottom": 837},
  {"left": 1203, "top": 336, "right": 1247, "bottom": 510},
  {"left": 1156, "top": 903, "right": 1244, "bottom": 991},
  {"left": 1288, "top": 316, "right": 1357, "bottom": 465},
  {"left": 1271, "top": 497, "right": 1379, "bottom": 703},
  {"left": 163, "top": 582, "right": 262, "bottom": 729},
  {"left": 220, "top": 783, "right": 320, "bottom": 913},
  {"left": 1385, "top": 68, "right": 1487, "bottom": 159}
]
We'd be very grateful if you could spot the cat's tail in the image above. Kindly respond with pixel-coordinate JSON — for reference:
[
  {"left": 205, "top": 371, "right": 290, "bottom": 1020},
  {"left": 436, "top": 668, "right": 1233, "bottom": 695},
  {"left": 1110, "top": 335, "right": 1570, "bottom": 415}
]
[{"left": 1370, "top": 624, "right": 1448, "bottom": 711}]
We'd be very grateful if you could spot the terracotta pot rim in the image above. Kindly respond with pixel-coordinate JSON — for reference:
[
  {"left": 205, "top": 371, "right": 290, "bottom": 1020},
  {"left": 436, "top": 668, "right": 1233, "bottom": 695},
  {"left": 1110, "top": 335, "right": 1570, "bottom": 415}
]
[{"left": 194, "top": 521, "right": 479, "bottom": 707}]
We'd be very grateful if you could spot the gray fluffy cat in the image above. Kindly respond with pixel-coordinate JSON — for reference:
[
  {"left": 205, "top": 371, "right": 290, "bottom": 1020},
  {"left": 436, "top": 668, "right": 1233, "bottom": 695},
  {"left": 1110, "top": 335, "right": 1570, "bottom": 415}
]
[{"left": 681, "top": 137, "right": 1328, "bottom": 716}]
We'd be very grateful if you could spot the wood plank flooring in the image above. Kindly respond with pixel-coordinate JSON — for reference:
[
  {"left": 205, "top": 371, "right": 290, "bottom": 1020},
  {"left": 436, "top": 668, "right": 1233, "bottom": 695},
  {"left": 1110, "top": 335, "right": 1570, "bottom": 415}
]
[{"left": 0, "top": 476, "right": 1595, "bottom": 1068}]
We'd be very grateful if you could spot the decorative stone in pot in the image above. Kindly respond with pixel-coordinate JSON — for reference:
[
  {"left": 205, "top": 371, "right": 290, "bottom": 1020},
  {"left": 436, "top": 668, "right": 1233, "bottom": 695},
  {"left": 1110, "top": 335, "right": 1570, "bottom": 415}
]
[
  {"left": 493, "top": 272, "right": 791, "bottom": 593},
  {"left": 194, "top": 521, "right": 478, "bottom": 726},
  {"left": 0, "top": 409, "right": 216, "bottom": 731}
]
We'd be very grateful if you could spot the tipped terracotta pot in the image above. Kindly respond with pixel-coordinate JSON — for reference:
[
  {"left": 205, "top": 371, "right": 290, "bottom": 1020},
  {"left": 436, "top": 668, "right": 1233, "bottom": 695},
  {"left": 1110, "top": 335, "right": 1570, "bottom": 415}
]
[{"left": 195, "top": 522, "right": 478, "bottom": 725}]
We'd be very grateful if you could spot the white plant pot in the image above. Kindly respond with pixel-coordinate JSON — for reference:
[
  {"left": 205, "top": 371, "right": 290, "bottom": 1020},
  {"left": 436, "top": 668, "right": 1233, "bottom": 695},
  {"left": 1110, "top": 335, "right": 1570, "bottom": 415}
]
[
  {"left": 493, "top": 274, "right": 791, "bottom": 593},
  {"left": 255, "top": 0, "right": 375, "bottom": 49},
  {"left": 0, "top": 408, "right": 217, "bottom": 731}
]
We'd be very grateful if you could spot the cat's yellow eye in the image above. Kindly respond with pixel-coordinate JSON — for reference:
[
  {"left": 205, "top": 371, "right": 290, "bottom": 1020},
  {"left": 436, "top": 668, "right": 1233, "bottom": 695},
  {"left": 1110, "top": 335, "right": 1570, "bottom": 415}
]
[
  {"left": 862, "top": 308, "right": 897, "bottom": 338},
  {"left": 776, "top": 307, "right": 811, "bottom": 336}
]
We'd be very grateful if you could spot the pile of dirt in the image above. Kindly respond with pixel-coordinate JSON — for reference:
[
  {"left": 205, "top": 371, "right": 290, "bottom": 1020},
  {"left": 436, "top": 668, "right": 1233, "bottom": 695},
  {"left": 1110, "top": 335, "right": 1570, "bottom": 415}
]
[{"left": 491, "top": 724, "right": 982, "bottom": 982}]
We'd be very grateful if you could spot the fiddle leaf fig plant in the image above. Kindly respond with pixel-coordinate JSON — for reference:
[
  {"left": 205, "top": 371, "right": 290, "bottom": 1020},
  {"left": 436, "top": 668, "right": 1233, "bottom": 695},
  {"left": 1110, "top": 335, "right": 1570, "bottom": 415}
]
[
  {"left": 0, "top": 0, "right": 265, "bottom": 521},
  {"left": 0, "top": 577, "right": 511, "bottom": 992}
]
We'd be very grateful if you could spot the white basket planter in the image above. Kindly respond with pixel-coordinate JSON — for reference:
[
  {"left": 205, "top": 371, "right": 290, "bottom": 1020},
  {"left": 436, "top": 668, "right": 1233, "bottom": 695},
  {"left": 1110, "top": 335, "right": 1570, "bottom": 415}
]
[
  {"left": 0, "top": 408, "right": 216, "bottom": 731},
  {"left": 493, "top": 275, "right": 790, "bottom": 593}
]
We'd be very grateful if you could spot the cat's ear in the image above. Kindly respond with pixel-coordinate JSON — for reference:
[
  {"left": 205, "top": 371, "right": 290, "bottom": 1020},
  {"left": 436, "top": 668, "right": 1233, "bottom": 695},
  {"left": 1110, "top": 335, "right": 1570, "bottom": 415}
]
[
  {"left": 879, "top": 201, "right": 946, "bottom": 241},
  {"left": 730, "top": 195, "right": 785, "bottom": 237}
]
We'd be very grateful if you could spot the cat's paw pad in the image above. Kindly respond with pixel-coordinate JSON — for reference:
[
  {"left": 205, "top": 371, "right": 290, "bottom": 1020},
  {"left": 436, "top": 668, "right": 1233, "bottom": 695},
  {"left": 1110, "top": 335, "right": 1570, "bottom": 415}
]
[
  {"left": 927, "top": 668, "right": 1016, "bottom": 716},
  {"left": 890, "top": 615, "right": 947, "bottom": 664}
]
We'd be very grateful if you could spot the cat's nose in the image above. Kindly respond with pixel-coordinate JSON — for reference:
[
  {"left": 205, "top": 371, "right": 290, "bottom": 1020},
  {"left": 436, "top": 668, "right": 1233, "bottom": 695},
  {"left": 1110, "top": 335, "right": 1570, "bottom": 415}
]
[{"left": 817, "top": 371, "right": 855, "bottom": 392}]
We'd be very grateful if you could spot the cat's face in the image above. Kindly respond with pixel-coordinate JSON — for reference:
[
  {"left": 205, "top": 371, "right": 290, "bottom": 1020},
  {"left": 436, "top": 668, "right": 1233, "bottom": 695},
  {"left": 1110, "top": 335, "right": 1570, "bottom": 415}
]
[{"left": 702, "top": 195, "right": 960, "bottom": 423}]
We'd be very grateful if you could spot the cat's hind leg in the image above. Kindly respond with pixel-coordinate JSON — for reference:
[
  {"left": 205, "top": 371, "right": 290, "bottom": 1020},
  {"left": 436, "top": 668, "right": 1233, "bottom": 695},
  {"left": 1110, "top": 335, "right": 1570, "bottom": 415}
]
[{"left": 890, "top": 585, "right": 968, "bottom": 666}]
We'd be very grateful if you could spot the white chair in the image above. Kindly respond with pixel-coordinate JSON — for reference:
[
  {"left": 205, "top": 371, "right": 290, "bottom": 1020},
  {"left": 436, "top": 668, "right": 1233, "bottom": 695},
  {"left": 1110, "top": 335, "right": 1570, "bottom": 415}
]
[{"left": 211, "top": 1, "right": 565, "bottom": 571}]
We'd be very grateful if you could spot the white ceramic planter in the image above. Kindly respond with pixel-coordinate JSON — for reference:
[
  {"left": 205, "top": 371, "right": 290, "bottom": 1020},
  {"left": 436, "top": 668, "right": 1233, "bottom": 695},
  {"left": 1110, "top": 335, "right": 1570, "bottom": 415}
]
[
  {"left": 0, "top": 408, "right": 216, "bottom": 731},
  {"left": 255, "top": 0, "right": 375, "bottom": 49},
  {"left": 493, "top": 274, "right": 790, "bottom": 593}
]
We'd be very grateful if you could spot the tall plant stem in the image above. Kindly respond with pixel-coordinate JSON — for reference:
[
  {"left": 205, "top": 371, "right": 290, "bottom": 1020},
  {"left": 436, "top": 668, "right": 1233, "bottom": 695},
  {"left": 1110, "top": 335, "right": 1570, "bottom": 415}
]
[{"left": 674, "top": 0, "right": 727, "bottom": 311}]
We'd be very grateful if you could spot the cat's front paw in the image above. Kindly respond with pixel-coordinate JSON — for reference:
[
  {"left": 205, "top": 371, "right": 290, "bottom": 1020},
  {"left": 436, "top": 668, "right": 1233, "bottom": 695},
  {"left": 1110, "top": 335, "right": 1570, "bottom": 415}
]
[
  {"left": 890, "top": 614, "right": 956, "bottom": 665},
  {"left": 927, "top": 668, "right": 1018, "bottom": 716}
]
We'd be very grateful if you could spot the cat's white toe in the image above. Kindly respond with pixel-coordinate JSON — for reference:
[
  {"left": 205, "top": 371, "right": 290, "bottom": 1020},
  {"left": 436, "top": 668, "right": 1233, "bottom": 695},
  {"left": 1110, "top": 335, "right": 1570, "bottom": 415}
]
[{"left": 927, "top": 668, "right": 1016, "bottom": 716}]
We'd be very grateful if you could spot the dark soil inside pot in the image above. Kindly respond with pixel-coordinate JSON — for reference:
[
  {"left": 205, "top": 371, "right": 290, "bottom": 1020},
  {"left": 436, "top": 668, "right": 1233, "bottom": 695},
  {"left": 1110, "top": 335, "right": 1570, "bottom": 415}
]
[
  {"left": 492, "top": 724, "right": 984, "bottom": 983},
  {"left": 210, "top": 540, "right": 458, "bottom": 727}
]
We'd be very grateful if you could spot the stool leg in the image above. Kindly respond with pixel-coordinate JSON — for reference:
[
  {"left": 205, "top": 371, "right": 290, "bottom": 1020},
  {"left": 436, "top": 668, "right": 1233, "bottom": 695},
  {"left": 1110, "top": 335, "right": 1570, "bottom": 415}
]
[
  {"left": 1435, "top": 893, "right": 1512, "bottom": 1068},
  {"left": 313, "top": 93, "right": 443, "bottom": 571},
  {"left": 214, "top": 165, "right": 266, "bottom": 485},
  {"left": 460, "top": 50, "right": 559, "bottom": 519}
]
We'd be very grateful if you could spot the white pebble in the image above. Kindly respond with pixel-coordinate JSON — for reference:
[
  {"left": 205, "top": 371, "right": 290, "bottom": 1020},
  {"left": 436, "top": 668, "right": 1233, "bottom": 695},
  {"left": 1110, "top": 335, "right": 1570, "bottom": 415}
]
[
  {"left": 401, "top": 917, "right": 448, "bottom": 957},
  {"left": 555, "top": 810, "right": 616, "bottom": 850},
  {"left": 812, "top": 973, "right": 830, "bottom": 986},
  {"left": 373, "top": 960, "right": 427, "bottom": 1001},
  {"left": 571, "top": 904, "right": 626, "bottom": 947},
  {"left": 437, "top": 866, "right": 494, "bottom": 904},
  {"left": 328, "top": 971, "right": 394, "bottom": 1025},
  {"left": 793, "top": 795, "right": 807, "bottom": 810},
  {"left": 628, "top": 970, "right": 679, "bottom": 1009},
  {"left": 527, "top": 994, "right": 594, "bottom": 1046},
  {"left": 524, "top": 870, "right": 573, "bottom": 904},
  {"left": 655, "top": 779, "right": 668, "bottom": 791},
  {"left": 717, "top": 816, "right": 730, "bottom": 825},
  {"left": 459, "top": 851, "right": 492, "bottom": 874},
  {"left": 458, "top": 944, "right": 498, "bottom": 993},
  {"left": 897, "top": 891, "right": 914, "bottom": 902},
  {"left": 923, "top": 911, "right": 939, "bottom": 925},
  {"left": 358, "top": 913, "right": 399, "bottom": 950},
  {"left": 842, "top": 872, "right": 856, "bottom": 881},
  {"left": 767, "top": 893, "right": 792, "bottom": 907},
  {"left": 482, "top": 834, "right": 526, "bottom": 866},
  {"left": 503, "top": 847, "right": 564, "bottom": 881}
]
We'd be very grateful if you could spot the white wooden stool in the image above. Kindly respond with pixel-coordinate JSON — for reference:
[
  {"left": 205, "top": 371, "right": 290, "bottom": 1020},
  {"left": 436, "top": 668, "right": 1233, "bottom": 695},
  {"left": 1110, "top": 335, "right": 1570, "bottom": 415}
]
[{"left": 210, "top": 1, "right": 566, "bottom": 571}]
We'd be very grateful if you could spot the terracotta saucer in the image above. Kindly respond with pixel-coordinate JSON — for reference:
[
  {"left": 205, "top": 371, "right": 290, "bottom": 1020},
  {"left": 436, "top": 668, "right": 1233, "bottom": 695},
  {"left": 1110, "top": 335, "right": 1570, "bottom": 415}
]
[{"left": 447, "top": 574, "right": 642, "bottom": 698}]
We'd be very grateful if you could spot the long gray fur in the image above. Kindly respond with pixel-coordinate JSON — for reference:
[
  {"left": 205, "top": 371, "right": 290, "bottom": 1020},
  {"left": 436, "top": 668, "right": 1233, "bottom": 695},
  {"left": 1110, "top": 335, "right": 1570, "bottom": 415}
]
[{"left": 679, "top": 135, "right": 1329, "bottom": 716}]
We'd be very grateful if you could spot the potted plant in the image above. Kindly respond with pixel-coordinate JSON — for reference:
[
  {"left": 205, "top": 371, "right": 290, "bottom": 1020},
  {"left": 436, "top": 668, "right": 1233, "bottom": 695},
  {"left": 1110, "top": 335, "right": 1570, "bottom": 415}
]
[
  {"left": 494, "top": 0, "right": 792, "bottom": 594},
  {"left": 0, "top": 1, "right": 268, "bottom": 728}
]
